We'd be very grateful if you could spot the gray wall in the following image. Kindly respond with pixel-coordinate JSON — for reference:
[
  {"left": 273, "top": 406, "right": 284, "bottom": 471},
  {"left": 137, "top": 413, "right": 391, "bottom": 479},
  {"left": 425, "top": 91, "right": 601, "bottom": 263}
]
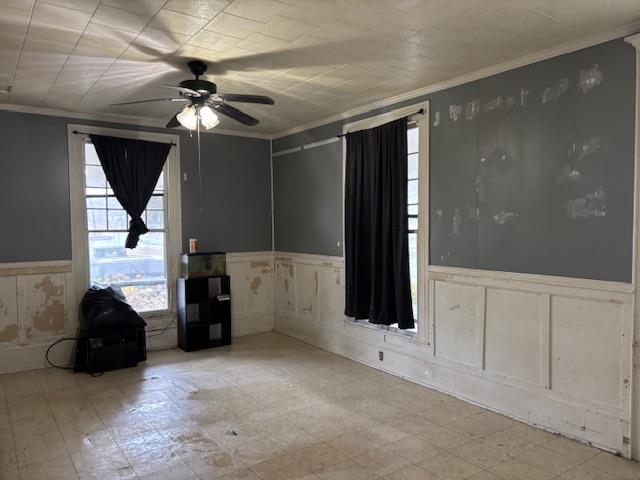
[
  {"left": 273, "top": 142, "right": 342, "bottom": 256},
  {"left": 0, "top": 110, "right": 271, "bottom": 263},
  {"left": 272, "top": 38, "right": 637, "bottom": 281},
  {"left": 180, "top": 132, "right": 271, "bottom": 253}
]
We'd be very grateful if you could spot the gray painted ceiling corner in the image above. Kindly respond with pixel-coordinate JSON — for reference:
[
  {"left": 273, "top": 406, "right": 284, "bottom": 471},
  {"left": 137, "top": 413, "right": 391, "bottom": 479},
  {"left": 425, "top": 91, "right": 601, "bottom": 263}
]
[{"left": 1, "top": 0, "right": 640, "bottom": 136}]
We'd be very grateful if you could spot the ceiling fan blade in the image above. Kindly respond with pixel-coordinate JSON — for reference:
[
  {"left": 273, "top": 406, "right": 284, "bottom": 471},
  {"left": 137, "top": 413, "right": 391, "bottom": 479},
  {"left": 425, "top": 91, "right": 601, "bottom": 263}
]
[
  {"left": 213, "top": 102, "right": 259, "bottom": 126},
  {"left": 110, "top": 98, "right": 185, "bottom": 106},
  {"left": 163, "top": 84, "right": 201, "bottom": 96},
  {"left": 216, "top": 93, "right": 274, "bottom": 105},
  {"left": 166, "top": 113, "right": 181, "bottom": 128}
]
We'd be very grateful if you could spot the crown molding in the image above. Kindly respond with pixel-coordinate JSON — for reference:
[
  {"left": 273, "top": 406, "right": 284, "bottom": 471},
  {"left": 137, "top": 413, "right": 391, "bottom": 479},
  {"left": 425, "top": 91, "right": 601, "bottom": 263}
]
[
  {"left": 0, "top": 102, "right": 273, "bottom": 140},
  {"left": 2, "top": 22, "right": 637, "bottom": 143},
  {"left": 273, "top": 23, "right": 640, "bottom": 140},
  {"left": 625, "top": 33, "right": 640, "bottom": 49}
]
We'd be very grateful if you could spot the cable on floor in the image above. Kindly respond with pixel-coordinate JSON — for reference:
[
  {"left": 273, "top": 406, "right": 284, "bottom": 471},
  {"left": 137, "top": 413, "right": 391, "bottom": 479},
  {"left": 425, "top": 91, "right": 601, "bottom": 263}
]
[{"left": 44, "top": 337, "right": 78, "bottom": 370}]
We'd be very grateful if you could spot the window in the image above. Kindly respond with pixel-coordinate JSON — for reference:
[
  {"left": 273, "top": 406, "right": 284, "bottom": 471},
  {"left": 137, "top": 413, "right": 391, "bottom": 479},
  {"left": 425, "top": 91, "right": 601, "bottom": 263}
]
[
  {"left": 386, "top": 124, "right": 419, "bottom": 334},
  {"left": 83, "top": 142, "right": 168, "bottom": 313},
  {"left": 407, "top": 124, "right": 419, "bottom": 329},
  {"left": 342, "top": 103, "right": 428, "bottom": 341}
]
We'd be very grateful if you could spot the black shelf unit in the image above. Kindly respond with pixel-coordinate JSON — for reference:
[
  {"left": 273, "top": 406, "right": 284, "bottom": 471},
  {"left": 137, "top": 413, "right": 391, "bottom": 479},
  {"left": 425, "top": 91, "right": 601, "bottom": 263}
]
[{"left": 177, "top": 275, "right": 231, "bottom": 351}]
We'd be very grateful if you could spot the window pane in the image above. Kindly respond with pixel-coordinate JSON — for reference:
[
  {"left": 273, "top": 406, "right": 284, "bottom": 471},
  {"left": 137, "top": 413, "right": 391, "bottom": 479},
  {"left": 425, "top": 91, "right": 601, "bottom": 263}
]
[
  {"left": 408, "top": 204, "right": 418, "bottom": 215},
  {"left": 154, "top": 172, "right": 164, "bottom": 193},
  {"left": 86, "top": 197, "right": 106, "bottom": 209},
  {"left": 146, "top": 210, "right": 165, "bottom": 229},
  {"left": 84, "top": 143, "right": 101, "bottom": 165},
  {"left": 408, "top": 232, "right": 418, "bottom": 319},
  {"left": 408, "top": 153, "right": 418, "bottom": 180},
  {"left": 87, "top": 209, "right": 107, "bottom": 230},
  {"left": 147, "top": 196, "right": 163, "bottom": 209},
  {"left": 108, "top": 209, "right": 128, "bottom": 230},
  {"left": 107, "top": 196, "right": 123, "bottom": 209},
  {"left": 408, "top": 179, "right": 418, "bottom": 204},
  {"left": 88, "top": 231, "right": 167, "bottom": 312},
  {"left": 408, "top": 216, "right": 418, "bottom": 231},
  {"left": 85, "top": 165, "right": 106, "bottom": 189},
  {"left": 408, "top": 126, "right": 419, "bottom": 153}
]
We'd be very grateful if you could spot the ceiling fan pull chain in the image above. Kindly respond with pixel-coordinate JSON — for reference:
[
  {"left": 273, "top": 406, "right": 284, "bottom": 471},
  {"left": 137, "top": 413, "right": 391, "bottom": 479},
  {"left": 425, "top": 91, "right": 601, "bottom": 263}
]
[{"left": 197, "top": 111, "right": 203, "bottom": 212}]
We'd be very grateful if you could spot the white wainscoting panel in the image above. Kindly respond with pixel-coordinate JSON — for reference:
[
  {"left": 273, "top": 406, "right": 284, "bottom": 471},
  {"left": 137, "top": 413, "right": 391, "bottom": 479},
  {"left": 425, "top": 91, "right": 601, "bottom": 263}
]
[
  {"left": 226, "top": 252, "right": 275, "bottom": 337},
  {"left": 550, "top": 296, "right": 626, "bottom": 408},
  {"left": 274, "top": 253, "right": 635, "bottom": 458},
  {"left": 0, "top": 261, "right": 74, "bottom": 373},
  {"left": 484, "top": 288, "right": 542, "bottom": 385},
  {"left": 433, "top": 281, "right": 483, "bottom": 368},
  {"left": 0, "top": 253, "right": 275, "bottom": 374}
]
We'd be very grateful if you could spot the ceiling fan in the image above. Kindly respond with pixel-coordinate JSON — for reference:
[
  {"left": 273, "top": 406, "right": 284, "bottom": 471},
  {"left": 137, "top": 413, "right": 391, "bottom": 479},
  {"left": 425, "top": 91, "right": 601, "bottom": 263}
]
[{"left": 110, "top": 60, "right": 274, "bottom": 129}]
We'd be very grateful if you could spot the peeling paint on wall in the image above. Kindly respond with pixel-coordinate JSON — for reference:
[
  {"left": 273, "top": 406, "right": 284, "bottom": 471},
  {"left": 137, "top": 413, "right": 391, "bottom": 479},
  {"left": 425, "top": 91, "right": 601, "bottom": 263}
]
[
  {"left": 484, "top": 95, "right": 503, "bottom": 112},
  {"left": 449, "top": 104, "right": 462, "bottom": 122},
  {"left": 0, "top": 324, "right": 18, "bottom": 342},
  {"left": 250, "top": 276, "right": 262, "bottom": 295},
  {"left": 250, "top": 260, "right": 270, "bottom": 269},
  {"left": 542, "top": 78, "right": 569, "bottom": 103},
  {"left": 28, "top": 276, "right": 65, "bottom": 337},
  {"left": 564, "top": 188, "right": 607, "bottom": 219},
  {"left": 578, "top": 64, "right": 603, "bottom": 93},
  {"left": 465, "top": 99, "right": 480, "bottom": 120}
]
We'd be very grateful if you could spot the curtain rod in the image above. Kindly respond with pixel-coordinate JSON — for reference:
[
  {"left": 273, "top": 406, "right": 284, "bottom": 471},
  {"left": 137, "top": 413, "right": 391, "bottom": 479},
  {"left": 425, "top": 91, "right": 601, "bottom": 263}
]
[
  {"left": 336, "top": 108, "right": 425, "bottom": 138},
  {"left": 72, "top": 130, "right": 177, "bottom": 146}
]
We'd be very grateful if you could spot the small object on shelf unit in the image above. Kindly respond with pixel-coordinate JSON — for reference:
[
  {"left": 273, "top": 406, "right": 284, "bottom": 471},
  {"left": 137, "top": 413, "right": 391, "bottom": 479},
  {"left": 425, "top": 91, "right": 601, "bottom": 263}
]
[{"left": 189, "top": 238, "right": 199, "bottom": 253}]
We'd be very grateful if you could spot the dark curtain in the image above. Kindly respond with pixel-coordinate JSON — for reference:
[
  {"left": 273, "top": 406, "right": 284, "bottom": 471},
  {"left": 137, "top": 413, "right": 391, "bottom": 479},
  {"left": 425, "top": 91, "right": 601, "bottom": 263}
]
[
  {"left": 345, "top": 117, "right": 414, "bottom": 329},
  {"left": 90, "top": 134, "right": 171, "bottom": 249}
]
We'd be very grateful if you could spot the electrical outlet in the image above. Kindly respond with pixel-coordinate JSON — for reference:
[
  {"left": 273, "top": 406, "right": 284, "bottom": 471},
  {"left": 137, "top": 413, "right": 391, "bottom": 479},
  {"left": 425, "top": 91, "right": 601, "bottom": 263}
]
[{"left": 378, "top": 351, "right": 383, "bottom": 361}]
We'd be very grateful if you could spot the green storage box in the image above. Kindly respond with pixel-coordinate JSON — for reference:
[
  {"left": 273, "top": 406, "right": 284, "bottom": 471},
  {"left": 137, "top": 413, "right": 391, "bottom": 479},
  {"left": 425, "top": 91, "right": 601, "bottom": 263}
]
[{"left": 181, "top": 252, "right": 226, "bottom": 278}]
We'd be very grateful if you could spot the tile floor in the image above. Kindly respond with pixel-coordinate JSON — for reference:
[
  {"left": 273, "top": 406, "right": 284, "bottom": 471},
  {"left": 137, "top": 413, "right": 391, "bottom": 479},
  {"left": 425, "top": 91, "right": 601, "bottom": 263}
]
[{"left": 1, "top": 332, "right": 639, "bottom": 480}]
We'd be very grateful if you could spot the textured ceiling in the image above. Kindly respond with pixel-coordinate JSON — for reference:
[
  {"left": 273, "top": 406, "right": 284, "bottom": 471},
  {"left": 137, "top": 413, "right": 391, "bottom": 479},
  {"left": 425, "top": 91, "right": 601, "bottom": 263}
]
[{"left": 1, "top": 0, "right": 639, "bottom": 136}]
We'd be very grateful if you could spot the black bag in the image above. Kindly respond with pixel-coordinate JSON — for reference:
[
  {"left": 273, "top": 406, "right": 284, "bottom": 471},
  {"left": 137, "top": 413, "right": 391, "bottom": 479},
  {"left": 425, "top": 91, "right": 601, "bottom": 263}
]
[{"left": 80, "top": 284, "right": 146, "bottom": 333}]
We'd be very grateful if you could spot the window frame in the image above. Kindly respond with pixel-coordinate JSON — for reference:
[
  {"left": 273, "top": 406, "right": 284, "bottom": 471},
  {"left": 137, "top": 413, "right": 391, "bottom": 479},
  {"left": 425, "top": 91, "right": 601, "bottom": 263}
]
[
  {"left": 341, "top": 101, "right": 430, "bottom": 345},
  {"left": 68, "top": 124, "right": 182, "bottom": 321}
]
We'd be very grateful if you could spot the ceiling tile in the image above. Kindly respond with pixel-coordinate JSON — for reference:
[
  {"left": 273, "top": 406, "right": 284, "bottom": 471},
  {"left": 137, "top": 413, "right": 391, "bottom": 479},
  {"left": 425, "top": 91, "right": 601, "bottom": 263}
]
[
  {"left": 1, "top": 0, "right": 639, "bottom": 133},
  {"left": 100, "top": 0, "right": 165, "bottom": 16},
  {"left": 164, "top": 0, "right": 230, "bottom": 19},
  {"left": 259, "top": 15, "right": 312, "bottom": 41},
  {"left": 92, "top": 5, "right": 150, "bottom": 34},
  {"left": 39, "top": 0, "right": 99, "bottom": 13},
  {"left": 223, "top": 0, "right": 288, "bottom": 23},
  {"left": 189, "top": 29, "right": 242, "bottom": 52},
  {"left": 0, "top": 0, "right": 34, "bottom": 8},
  {"left": 0, "top": 6, "right": 31, "bottom": 83},
  {"left": 134, "top": 27, "right": 191, "bottom": 56},
  {"left": 279, "top": 0, "right": 337, "bottom": 27},
  {"left": 236, "top": 32, "right": 290, "bottom": 53},
  {"left": 204, "top": 12, "right": 262, "bottom": 38},
  {"left": 31, "top": 1, "right": 91, "bottom": 30},
  {"left": 150, "top": 9, "right": 209, "bottom": 36},
  {"left": 10, "top": 3, "right": 91, "bottom": 104}
]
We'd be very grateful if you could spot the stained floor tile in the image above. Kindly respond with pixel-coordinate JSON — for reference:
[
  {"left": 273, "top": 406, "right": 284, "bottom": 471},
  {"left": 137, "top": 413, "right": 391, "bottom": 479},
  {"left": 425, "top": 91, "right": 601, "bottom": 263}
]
[{"left": 1, "top": 332, "right": 639, "bottom": 480}]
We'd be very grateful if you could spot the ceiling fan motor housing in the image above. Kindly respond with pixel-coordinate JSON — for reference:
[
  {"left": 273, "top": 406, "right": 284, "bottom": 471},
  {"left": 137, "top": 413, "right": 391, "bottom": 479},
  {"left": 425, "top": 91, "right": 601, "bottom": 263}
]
[{"left": 179, "top": 79, "right": 217, "bottom": 95}]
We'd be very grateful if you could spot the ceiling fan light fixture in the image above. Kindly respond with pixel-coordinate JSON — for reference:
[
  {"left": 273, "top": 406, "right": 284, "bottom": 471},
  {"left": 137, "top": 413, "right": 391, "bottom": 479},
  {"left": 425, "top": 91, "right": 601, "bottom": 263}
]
[
  {"left": 177, "top": 105, "right": 198, "bottom": 130},
  {"left": 199, "top": 105, "right": 219, "bottom": 129}
]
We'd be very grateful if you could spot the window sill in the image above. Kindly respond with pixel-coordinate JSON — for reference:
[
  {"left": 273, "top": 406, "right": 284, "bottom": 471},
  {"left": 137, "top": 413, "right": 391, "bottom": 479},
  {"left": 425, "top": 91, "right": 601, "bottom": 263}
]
[
  {"left": 141, "top": 309, "right": 175, "bottom": 320},
  {"left": 344, "top": 318, "right": 427, "bottom": 347}
]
